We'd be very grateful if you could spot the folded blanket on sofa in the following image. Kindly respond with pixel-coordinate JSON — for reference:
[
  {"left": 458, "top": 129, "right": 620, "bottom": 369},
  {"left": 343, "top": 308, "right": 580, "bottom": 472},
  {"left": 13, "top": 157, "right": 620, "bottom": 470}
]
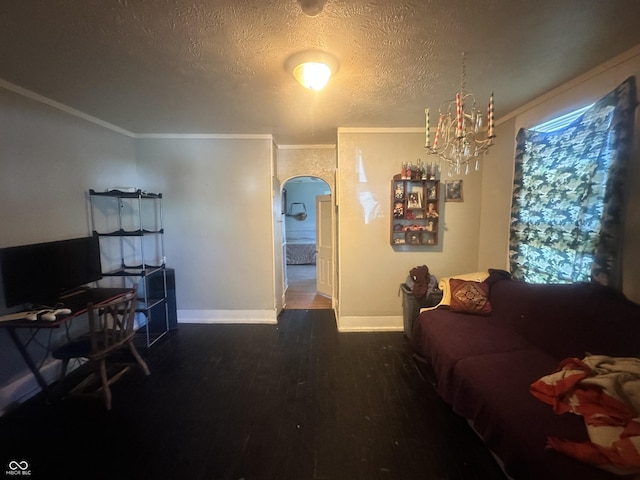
[{"left": 530, "top": 355, "right": 640, "bottom": 476}]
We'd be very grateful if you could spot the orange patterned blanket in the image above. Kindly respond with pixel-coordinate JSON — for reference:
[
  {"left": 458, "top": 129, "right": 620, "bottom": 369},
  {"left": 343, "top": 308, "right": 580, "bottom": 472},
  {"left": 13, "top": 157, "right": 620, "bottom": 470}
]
[{"left": 531, "top": 355, "right": 640, "bottom": 476}]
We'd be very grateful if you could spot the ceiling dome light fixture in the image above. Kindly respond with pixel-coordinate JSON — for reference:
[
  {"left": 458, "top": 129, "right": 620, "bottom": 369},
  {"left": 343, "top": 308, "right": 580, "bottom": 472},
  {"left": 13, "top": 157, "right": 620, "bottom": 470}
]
[
  {"left": 285, "top": 50, "right": 339, "bottom": 91},
  {"left": 297, "top": 0, "right": 327, "bottom": 17}
]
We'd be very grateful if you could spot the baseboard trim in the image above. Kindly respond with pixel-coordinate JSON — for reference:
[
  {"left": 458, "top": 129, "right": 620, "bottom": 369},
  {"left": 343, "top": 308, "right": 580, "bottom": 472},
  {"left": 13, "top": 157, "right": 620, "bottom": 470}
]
[
  {"left": 177, "top": 309, "right": 278, "bottom": 325},
  {"left": 337, "top": 315, "right": 403, "bottom": 332},
  {"left": 0, "top": 360, "right": 60, "bottom": 416}
]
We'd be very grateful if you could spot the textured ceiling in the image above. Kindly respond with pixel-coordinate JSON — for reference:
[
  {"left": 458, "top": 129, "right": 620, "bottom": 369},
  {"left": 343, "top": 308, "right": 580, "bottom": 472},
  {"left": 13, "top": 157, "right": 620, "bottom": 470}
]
[{"left": 2, "top": 0, "right": 640, "bottom": 144}]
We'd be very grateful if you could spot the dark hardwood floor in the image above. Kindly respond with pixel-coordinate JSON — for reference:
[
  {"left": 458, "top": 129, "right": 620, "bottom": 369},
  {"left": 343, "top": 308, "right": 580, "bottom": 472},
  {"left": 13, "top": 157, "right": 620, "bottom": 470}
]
[{"left": 0, "top": 310, "right": 507, "bottom": 480}]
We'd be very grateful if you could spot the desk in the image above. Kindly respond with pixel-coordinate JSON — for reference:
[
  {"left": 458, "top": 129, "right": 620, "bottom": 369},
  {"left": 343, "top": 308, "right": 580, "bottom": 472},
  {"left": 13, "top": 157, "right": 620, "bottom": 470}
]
[{"left": 0, "top": 287, "right": 133, "bottom": 392}]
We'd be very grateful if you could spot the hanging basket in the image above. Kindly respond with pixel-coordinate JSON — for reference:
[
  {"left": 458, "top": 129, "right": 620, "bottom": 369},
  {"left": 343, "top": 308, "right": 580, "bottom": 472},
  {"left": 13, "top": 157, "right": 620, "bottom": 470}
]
[{"left": 286, "top": 202, "right": 307, "bottom": 221}]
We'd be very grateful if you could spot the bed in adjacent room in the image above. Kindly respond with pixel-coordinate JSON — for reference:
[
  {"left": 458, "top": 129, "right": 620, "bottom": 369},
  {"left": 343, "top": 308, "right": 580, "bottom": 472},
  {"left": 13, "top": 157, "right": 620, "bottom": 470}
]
[{"left": 285, "top": 231, "right": 316, "bottom": 265}]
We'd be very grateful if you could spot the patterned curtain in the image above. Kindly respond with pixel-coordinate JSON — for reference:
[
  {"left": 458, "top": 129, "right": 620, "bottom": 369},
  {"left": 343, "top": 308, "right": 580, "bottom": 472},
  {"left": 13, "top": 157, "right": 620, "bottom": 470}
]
[{"left": 510, "top": 76, "right": 637, "bottom": 288}]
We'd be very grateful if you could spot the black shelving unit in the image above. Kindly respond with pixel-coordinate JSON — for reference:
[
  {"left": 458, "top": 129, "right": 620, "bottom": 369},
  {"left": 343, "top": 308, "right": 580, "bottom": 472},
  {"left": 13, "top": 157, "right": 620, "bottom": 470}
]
[{"left": 89, "top": 189, "right": 169, "bottom": 347}]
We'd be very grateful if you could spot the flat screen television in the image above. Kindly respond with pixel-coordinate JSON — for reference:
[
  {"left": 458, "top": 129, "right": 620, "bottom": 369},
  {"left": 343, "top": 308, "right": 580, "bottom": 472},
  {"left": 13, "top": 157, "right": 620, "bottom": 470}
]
[{"left": 0, "top": 235, "right": 102, "bottom": 308}]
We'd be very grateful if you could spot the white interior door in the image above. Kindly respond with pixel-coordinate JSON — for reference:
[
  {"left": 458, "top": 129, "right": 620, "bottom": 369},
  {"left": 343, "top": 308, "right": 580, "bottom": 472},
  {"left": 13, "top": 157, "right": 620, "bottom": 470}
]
[{"left": 316, "top": 194, "right": 333, "bottom": 297}]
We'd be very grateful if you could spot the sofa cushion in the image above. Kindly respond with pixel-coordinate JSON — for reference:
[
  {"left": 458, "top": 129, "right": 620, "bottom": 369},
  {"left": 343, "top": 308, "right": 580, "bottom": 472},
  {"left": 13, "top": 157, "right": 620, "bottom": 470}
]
[
  {"left": 490, "top": 280, "right": 640, "bottom": 360},
  {"left": 411, "top": 309, "right": 532, "bottom": 396},
  {"left": 451, "top": 350, "right": 620, "bottom": 480},
  {"left": 449, "top": 279, "right": 492, "bottom": 315}
]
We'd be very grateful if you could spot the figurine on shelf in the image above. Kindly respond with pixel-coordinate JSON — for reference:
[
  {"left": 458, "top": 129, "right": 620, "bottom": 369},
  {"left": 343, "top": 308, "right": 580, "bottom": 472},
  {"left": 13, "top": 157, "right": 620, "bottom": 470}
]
[
  {"left": 393, "top": 201, "right": 404, "bottom": 218},
  {"left": 428, "top": 162, "right": 437, "bottom": 181},
  {"left": 403, "top": 224, "right": 426, "bottom": 231},
  {"left": 394, "top": 182, "right": 404, "bottom": 199},
  {"left": 426, "top": 203, "right": 439, "bottom": 218}
]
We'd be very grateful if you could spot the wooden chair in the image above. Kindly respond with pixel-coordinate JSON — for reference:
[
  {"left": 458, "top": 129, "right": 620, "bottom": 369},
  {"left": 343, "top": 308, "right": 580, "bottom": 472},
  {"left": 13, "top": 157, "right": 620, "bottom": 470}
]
[{"left": 52, "top": 287, "right": 150, "bottom": 410}]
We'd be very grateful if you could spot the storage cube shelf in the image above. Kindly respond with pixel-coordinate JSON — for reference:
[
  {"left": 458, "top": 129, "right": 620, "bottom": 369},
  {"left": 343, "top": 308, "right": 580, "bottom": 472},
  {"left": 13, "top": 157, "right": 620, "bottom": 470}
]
[
  {"left": 390, "top": 174, "right": 440, "bottom": 246},
  {"left": 89, "top": 189, "right": 169, "bottom": 347}
]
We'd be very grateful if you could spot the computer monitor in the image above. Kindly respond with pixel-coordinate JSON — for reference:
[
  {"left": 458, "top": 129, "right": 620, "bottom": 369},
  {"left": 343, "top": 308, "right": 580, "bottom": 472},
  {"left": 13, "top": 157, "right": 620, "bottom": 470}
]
[{"left": 0, "top": 235, "right": 102, "bottom": 308}]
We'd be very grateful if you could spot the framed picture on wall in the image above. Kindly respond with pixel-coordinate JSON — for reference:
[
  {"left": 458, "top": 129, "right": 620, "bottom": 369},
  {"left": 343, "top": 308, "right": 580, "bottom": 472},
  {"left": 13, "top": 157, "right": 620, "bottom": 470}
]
[{"left": 445, "top": 180, "right": 463, "bottom": 202}]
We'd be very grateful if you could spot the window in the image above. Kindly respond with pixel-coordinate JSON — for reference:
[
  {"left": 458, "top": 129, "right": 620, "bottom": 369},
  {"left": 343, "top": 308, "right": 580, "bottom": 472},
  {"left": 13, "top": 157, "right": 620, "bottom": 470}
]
[
  {"left": 509, "top": 77, "right": 636, "bottom": 288},
  {"left": 533, "top": 104, "right": 593, "bottom": 132}
]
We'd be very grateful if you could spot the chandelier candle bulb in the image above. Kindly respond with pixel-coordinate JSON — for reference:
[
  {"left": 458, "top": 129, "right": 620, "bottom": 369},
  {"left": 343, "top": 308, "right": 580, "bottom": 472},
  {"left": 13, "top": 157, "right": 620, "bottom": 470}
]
[
  {"left": 425, "top": 108, "right": 430, "bottom": 147},
  {"left": 488, "top": 92, "right": 495, "bottom": 138},
  {"left": 433, "top": 114, "right": 442, "bottom": 150},
  {"left": 456, "top": 93, "right": 463, "bottom": 138}
]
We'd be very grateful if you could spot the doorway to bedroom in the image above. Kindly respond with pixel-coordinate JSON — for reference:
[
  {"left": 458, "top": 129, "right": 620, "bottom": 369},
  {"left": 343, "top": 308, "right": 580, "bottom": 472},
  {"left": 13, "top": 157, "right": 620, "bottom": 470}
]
[{"left": 282, "top": 176, "right": 332, "bottom": 309}]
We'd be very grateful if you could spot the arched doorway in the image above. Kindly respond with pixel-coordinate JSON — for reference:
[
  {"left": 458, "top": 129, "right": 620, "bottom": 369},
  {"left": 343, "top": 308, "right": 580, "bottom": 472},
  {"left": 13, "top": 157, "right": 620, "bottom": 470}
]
[{"left": 282, "top": 176, "right": 332, "bottom": 309}]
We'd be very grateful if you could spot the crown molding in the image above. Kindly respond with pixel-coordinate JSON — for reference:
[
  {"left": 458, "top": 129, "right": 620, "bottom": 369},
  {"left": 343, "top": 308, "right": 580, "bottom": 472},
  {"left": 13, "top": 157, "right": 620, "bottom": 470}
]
[
  {"left": 134, "top": 133, "right": 273, "bottom": 140},
  {"left": 0, "top": 78, "right": 135, "bottom": 137},
  {"left": 337, "top": 127, "right": 424, "bottom": 134},
  {"left": 277, "top": 144, "right": 336, "bottom": 150}
]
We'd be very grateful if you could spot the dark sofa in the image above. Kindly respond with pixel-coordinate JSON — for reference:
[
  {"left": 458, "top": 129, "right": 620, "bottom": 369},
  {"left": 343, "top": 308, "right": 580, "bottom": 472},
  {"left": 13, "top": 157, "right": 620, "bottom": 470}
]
[{"left": 411, "top": 270, "right": 640, "bottom": 480}]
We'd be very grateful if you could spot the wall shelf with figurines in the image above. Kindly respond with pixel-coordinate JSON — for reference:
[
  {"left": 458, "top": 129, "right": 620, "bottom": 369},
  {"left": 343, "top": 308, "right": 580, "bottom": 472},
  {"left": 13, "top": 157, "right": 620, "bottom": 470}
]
[{"left": 391, "top": 161, "right": 440, "bottom": 246}]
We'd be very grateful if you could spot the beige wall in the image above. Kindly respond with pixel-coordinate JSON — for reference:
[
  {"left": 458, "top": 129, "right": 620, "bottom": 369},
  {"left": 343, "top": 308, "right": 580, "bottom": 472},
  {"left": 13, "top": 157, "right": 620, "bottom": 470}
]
[
  {"left": 0, "top": 89, "right": 137, "bottom": 248},
  {"left": 478, "top": 46, "right": 640, "bottom": 303},
  {"left": 476, "top": 117, "right": 517, "bottom": 272},
  {"left": 134, "top": 137, "right": 277, "bottom": 321},
  {"left": 336, "top": 130, "right": 483, "bottom": 331}
]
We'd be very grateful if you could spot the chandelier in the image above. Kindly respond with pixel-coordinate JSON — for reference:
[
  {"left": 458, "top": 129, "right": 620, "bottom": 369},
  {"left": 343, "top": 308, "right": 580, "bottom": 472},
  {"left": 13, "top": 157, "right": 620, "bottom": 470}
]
[{"left": 425, "top": 53, "right": 495, "bottom": 175}]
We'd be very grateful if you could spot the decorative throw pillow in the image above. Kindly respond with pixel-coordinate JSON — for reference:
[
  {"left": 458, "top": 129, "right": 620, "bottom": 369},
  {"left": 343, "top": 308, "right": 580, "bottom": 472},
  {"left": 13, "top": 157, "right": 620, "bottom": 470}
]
[
  {"left": 438, "top": 271, "right": 489, "bottom": 306},
  {"left": 449, "top": 278, "right": 492, "bottom": 315}
]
